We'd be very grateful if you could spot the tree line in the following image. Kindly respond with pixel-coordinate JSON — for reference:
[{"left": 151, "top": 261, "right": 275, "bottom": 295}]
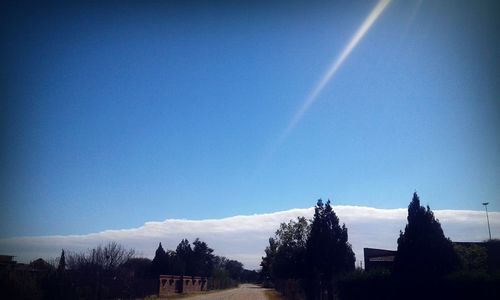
[
  {"left": 1, "top": 238, "right": 257, "bottom": 299},
  {"left": 261, "top": 193, "right": 500, "bottom": 300},
  {"left": 151, "top": 238, "right": 258, "bottom": 289}
]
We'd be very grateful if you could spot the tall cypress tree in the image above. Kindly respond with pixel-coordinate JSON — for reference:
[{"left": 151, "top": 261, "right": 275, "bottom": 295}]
[
  {"left": 152, "top": 242, "right": 167, "bottom": 276},
  {"left": 394, "top": 192, "right": 458, "bottom": 277},
  {"left": 57, "top": 249, "right": 66, "bottom": 272},
  {"left": 306, "top": 199, "right": 355, "bottom": 300}
]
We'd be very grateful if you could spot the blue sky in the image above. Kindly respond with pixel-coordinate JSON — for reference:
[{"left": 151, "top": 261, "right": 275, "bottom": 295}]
[{"left": 1, "top": 0, "right": 499, "bottom": 238}]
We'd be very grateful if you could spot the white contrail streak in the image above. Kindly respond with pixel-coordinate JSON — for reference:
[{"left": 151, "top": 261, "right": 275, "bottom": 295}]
[
  {"left": 254, "top": 0, "right": 392, "bottom": 172},
  {"left": 279, "top": 0, "right": 392, "bottom": 145}
]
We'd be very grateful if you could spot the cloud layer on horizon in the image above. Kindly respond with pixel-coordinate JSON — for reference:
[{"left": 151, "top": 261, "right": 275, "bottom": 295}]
[{"left": 1, "top": 205, "right": 498, "bottom": 269}]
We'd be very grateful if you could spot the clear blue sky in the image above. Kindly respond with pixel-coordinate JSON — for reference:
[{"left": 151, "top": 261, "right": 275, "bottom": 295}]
[{"left": 1, "top": 0, "right": 499, "bottom": 238}]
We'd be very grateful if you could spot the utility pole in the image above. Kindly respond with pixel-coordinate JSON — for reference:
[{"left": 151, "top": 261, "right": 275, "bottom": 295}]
[{"left": 482, "top": 202, "right": 492, "bottom": 240}]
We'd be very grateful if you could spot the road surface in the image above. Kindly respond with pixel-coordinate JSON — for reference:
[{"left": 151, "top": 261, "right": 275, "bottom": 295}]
[{"left": 182, "top": 284, "right": 271, "bottom": 300}]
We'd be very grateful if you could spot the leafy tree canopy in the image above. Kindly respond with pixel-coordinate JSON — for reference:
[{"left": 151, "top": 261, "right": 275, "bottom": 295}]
[
  {"left": 192, "top": 238, "right": 215, "bottom": 277},
  {"left": 275, "top": 217, "right": 310, "bottom": 279}
]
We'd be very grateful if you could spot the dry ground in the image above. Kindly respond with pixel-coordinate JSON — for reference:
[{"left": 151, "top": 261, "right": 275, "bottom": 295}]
[{"left": 178, "top": 283, "right": 281, "bottom": 300}]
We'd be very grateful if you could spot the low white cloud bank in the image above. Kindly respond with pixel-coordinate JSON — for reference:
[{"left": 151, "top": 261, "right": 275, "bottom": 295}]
[{"left": 1, "top": 206, "right": 498, "bottom": 270}]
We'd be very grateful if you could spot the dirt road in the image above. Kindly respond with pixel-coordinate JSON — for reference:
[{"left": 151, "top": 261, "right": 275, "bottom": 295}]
[{"left": 182, "top": 284, "right": 271, "bottom": 300}]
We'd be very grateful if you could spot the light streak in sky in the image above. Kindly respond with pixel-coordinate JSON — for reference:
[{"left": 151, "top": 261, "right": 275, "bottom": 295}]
[
  {"left": 254, "top": 0, "right": 392, "bottom": 173},
  {"left": 278, "top": 0, "right": 392, "bottom": 146}
]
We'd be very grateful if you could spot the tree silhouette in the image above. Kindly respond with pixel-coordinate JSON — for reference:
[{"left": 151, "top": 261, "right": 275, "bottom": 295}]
[
  {"left": 394, "top": 192, "right": 458, "bottom": 277},
  {"left": 260, "top": 237, "right": 278, "bottom": 283},
  {"left": 64, "top": 242, "right": 135, "bottom": 299},
  {"left": 57, "top": 249, "right": 66, "bottom": 272},
  {"left": 224, "top": 259, "right": 244, "bottom": 280},
  {"left": 151, "top": 242, "right": 167, "bottom": 276},
  {"left": 306, "top": 199, "right": 355, "bottom": 300},
  {"left": 192, "top": 238, "right": 215, "bottom": 277},
  {"left": 66, "top": 241, "right": 134, "bottom": 272},
  {"left": 273, "top": 217, "right": 310, "bottom": 279},
  {"left": 175, "top": 239, "right": 193, "bottom": 275}
]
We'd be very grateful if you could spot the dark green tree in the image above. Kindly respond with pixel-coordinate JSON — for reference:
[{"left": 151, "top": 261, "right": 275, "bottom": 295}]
[
  {"left": 213, "top": 255, "right": 228, "bottom": 273},
  {"left": 121, "top": 257, "right": 153, "bottom": 278},
  {"left": 57, "top": 249, "right": 66, "bottom": 272},
  {"left": 211, "top": 255, "right": 243, "bottom": 289},
  {"left": 151, "top": 242, "right": 167, "bottom": 276},
  {"left": 192, "top": 238, "right": 215, "bottom": 276},
  {"left": 224, "top": 259, "right": 244, "bottom": 280},
  {"left": 306, "top": 199, "right": 355, "bottom": 300},
  {"left": 454, "top": 243, "right": 487, "bottom": 272},
  {"left": 394, "top": 192, "right": 458, "bottom": 277},
  {"left": 270, "top": 217, "right": 310, "bottom": 280},
  {"left": 260, "top": 237, "right": 278, "bottom": 283},
  {"left": 175, "top": 239, "right": 193, "bottom": 275}
]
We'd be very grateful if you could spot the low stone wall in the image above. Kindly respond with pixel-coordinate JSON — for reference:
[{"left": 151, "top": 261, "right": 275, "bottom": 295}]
[
  {"left": 159, "top": 275, "right": 181, "bottom": 296},
  {"left": 159, "top": 275, "right": 208, "bottom": 296}
]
